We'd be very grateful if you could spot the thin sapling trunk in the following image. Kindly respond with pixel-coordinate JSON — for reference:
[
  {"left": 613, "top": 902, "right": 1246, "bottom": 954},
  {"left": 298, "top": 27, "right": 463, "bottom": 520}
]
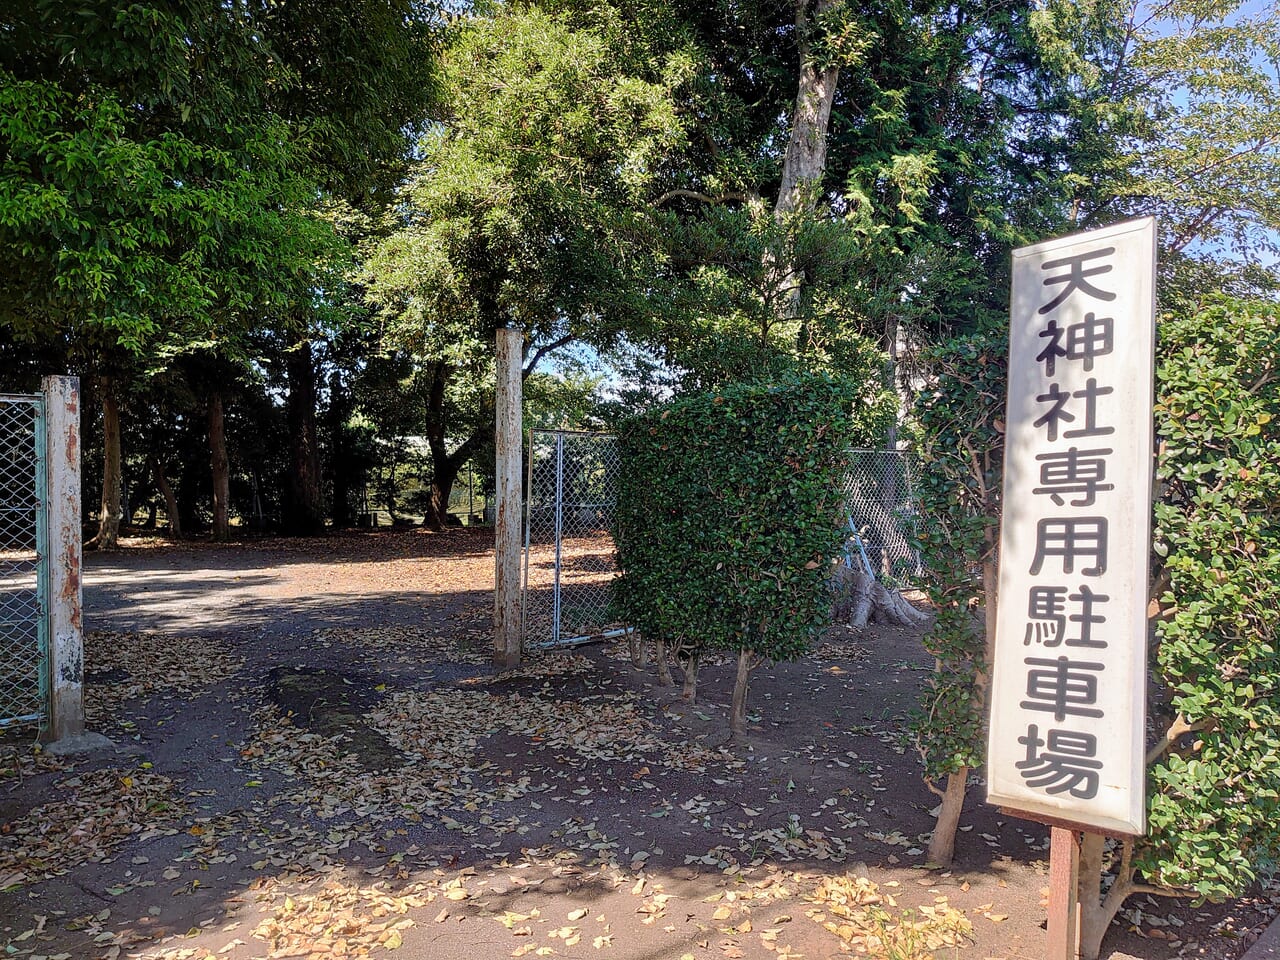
[
  {"left": 95, "top": 383, "right": 122, "bottom": 550},
  {"left": 151, "top": 454, "right": 181, "bottom": 538},
  {"left": 654, "top": 638, "right": 674, "bottom": 687},
  {"left": 681, "top": 652, "right": 700, "bottom": 702},
  {"left": 926, "top": 768, "right": 968, "bottom": 864},
  {"left": 729, "top": 648, "right": 756, "bottom": 737},
  {"left": 627, "top": 629, "right": 646, "bottom": 668},
  {"left": 209, "top": 391, "right": 230, "bottom": 542}
]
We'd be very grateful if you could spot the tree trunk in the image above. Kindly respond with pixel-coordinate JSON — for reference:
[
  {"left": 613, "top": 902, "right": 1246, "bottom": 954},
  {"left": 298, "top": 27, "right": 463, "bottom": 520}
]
[
  {"left": 765, "top": 0, "right": 842, "bottom": 325},
  {"left": 178, "top": 453, "right": 201, "bottom": 533},
  {"left": 627, "top": 628, "right": 646, "bottom": 667},
  {"left": 423, "top": 361, "right": 489, "bottom": 531},
  {"left": 833, "top": 558, "right": 929, "bottom": 628},
  {"left": 150, "top": 455, "right": 181, "bottom": 538},
  {"left": 654, "top": 638, "right": 674, "bottom": 687},
  {"left": 729, "top": 648, "right": 755, "bottom": 737},
  {"left": 428, "top": 461, "right": 463, "bottom": 530},
  {"left": 1078, "top": 832, "right": 1106, "bottom": 959},
  {"left": 209, "top": 391, "right": 230, "bottom": 542},
  {"left": 327, "top": 371, "right": 355, "bottom": 528},
  {"left": 681, "top": 652, "right": 700, "bottom": 702},
  {"left": 284, "top": 339, "right": 325, "bottom": 535},
  {"left": 95, "top": 382, "right": 122, "bottom": 550},
  {"left": 926, "top": 560, "right": 1001, "bottom": 861},
  {"left": 774, "top": 0, "right": 840, "bottom": 221},
  {"left": 79, "top": 375, "right": 96, "bottom": 531},
  {"left": 926, "top": 769, "right": 968, "bottom": 864},
  {"left": 1078, "top": 834, "right": 1142, "bottom": 960}
]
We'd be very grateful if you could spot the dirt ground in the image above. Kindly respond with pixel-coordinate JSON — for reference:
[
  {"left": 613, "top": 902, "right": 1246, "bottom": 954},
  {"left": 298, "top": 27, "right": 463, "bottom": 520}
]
[{"left": 0, "top": 528, "right": 1275, "bottom": 960}]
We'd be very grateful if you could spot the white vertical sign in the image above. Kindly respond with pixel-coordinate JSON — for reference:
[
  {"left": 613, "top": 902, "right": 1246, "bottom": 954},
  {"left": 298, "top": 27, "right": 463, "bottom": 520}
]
[{"left": 986, "top": 218, "right": 1156, "bottom": 835}]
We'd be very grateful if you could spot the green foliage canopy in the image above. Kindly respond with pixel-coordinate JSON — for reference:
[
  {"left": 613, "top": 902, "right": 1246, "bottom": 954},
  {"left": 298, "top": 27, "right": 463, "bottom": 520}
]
[
  {"left": 912, "top": 296, "right": 1280, "bottom": 904},
  {"left": 0, "top": 2, "right": 339, "bottom": 354},
  {"left": 362, "top": 5, "right": 687, "bottom": 358},
  {"left": 909, "top": 334, "right": 1006, "bottom": 783},
  {"left": 1143, "top": 296, "right": 1280, "bottom": 899}
]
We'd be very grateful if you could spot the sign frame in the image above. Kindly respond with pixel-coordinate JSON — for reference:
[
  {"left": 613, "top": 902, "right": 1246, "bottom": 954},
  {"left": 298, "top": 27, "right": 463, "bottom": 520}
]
[{"left": 986, "top": 216, "right": 1157, "bottom": 837}]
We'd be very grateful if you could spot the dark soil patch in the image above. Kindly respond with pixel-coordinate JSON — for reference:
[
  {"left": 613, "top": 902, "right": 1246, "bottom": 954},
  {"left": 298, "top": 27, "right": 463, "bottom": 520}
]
[
  {"left": 266, "top": 665, "right": 404, "bottom": 772},
  {"left": 85, "top": 666, "right": 132, "bottom": 684}
]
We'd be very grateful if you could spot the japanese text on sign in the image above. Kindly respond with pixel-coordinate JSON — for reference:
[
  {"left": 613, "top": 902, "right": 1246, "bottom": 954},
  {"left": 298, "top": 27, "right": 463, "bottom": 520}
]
[{"left": 986, "top": 218, "right": 1156, "bottom": 835}]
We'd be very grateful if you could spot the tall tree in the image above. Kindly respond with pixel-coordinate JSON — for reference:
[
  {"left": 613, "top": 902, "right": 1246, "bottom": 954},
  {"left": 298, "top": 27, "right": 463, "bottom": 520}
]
[
  {"left": 363, "top": 4, "right": 685, "bottom": 528},
  {"left": 0, "top": 1, "right": 337, "bottom": 546},
  {"left": 253, "top": 0, "right": 438, "bottom": 535}
]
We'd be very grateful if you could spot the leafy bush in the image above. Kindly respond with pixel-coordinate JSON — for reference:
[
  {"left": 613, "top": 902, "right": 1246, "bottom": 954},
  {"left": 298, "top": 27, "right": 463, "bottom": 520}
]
[
  {"left": 613, "top": 372, "right": 894, "bottom": 730},
  {"left": 909, "top": 296, "right": 1280, "bottom": 954},
  {"left": 1141, "top": 296, "right": 1280, "bottom": 898},
  {"left": 909, "top": 332, "right": 1006, "bottom": 864}
]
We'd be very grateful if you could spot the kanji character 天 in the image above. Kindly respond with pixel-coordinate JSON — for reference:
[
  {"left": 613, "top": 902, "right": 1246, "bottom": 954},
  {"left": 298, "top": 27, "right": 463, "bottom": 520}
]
[{"left": 1039, "top": 248, "right": 1117, "bottom": 315}]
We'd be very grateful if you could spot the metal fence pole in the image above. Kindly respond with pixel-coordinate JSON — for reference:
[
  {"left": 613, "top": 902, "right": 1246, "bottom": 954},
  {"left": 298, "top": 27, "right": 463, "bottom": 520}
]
[
  {"left": 552, "top": 432, "right": 564, "bottom": 647},
  {"left": 522, "top": 430, "right": 533, "bottom": 648},
  {"left": 42, "top": 375, "right": 83, "bottom": 741}
]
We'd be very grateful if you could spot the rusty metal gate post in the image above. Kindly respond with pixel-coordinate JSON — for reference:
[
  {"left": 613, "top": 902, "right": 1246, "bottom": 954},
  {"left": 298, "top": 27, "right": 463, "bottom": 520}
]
[{"left": 42, "top": 376, "right": 83, "bottom": 741}]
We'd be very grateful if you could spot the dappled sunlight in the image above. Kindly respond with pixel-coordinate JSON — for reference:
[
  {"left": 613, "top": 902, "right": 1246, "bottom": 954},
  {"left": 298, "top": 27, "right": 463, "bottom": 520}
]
[
  {"left": 0, "top": 538, "right": 1261, "bottom": 960},
  {"left": 0, "top": 618, "right": 1045, "bottom": 960}
]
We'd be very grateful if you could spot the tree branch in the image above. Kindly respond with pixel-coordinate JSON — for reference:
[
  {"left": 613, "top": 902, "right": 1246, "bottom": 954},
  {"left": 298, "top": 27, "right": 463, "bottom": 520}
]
[
  {"left": 1130, "top": 884, "right": 1200, "bottom": 899},
  {"left": 522, "top": 334, "right": 575, "bottom": 378},
  {"left": 1099, "top": 837, "right": 1136, "bottom": 921},
  {"left": 654, "top": 188, "right": 748, "bottom": 207},
  {"left": 1146, "top": 713, "right": 1214, "bottom": 766}
]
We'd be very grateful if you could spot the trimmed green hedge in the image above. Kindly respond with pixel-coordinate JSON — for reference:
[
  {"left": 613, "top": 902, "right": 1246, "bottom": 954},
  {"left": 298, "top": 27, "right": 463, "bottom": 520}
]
[{"left": 613, "top": 373, "right": 895, "bottom": 670}]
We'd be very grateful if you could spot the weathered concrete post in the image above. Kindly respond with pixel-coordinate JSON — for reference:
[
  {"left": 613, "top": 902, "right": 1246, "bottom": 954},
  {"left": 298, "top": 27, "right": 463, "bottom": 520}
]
[
  {"left": 42, "top": 375, "right": 84, "bottom": 741},
  {"left": 493, "top": 326, "right": 524, "bottom": 670}
]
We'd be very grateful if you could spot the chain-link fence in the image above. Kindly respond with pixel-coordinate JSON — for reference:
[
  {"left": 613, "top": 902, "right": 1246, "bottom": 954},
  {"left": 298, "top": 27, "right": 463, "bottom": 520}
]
[
  {"left": 445, "top": 463, "right": 488, "bottom": 525},
  {"left": 524, "top": 430, "right": 624, "bottom": 648},
  {"left": 840, "top": 448, "right": 922, "bottom": 587},
  {"left": 0, "top": 395, "right": 46, "bottom": 727}
]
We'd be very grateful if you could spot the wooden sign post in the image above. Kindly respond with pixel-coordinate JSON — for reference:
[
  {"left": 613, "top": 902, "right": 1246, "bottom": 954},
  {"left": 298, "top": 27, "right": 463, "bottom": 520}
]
[
  {"left": 1048, "top": 826, "right": 1081, "bottom": 959},
  {"left": 987, "top": 219, "right": 1157, "bottom": 960}
]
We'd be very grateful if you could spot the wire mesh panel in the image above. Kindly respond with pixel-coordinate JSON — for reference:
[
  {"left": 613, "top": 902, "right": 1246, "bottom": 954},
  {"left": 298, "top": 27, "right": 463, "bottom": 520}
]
[
  {"left": 445, "top": 464, "right": 488, "bottom": 525},
  {"left": 523, "top": 430, "right": 624, "bottom": 648},
  {"left": 0, "top": 396, "right": 46, "bottom": 727},
  {"left": 840, "top": 448, "right": 922, "bottom": 587}
]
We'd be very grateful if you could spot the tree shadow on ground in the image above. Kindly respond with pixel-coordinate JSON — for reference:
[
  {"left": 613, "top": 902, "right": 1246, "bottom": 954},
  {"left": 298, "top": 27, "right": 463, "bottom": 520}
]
[{"left": 10, "top": 538, "right": 1263, "bottom": 960}]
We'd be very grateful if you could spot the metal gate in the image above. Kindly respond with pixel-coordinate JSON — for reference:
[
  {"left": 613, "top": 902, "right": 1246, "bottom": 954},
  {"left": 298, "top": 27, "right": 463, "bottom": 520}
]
[
  {"left": 0, "top": 395, "right": 47, "bottom": 728},
  {"left": 523, "top": 430, "right": 626, "bottom": 648}
]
